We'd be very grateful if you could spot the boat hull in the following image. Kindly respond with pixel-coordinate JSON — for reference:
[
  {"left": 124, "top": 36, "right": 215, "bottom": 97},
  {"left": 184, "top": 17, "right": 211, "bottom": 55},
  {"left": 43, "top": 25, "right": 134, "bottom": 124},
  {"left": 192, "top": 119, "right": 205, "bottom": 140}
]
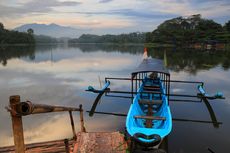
[{"left": 126, "top": 78, "right": 172, "bottom": 147}]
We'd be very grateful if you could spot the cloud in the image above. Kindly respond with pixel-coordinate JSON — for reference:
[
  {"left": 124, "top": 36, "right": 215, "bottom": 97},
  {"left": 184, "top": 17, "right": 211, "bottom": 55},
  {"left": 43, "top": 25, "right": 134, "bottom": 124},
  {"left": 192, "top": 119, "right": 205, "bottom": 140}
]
[
  {"left": 69, "top": 9, "right": 176, "bottom": 19},
  {"left": 99, "top": 0, "right": 113, "bottom": 3},
  {"left": 110, "top": 9, "right": 176, "bottom": 19},
  {"left": 0, "top": 0, "right": 81, "bottom": 18}
]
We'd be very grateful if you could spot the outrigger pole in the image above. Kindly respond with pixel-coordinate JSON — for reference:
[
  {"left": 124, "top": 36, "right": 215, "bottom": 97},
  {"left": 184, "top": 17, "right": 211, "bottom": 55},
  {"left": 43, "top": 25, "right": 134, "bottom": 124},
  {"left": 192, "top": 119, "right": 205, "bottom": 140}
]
[
  {"left": 87, "top": 81, "right": 110, "bottom": 116},
  {"left": 87, "top": 77, "right": 224, "bottom": 100},
  {"left": 86, "top": 111, "right": 222, "bottom": 126},
  {"left": 88, "top": 89, "right": 201, "bottom": 98},
  {"left": 86, "top": 78, "right": 224, "bottom": 127}
]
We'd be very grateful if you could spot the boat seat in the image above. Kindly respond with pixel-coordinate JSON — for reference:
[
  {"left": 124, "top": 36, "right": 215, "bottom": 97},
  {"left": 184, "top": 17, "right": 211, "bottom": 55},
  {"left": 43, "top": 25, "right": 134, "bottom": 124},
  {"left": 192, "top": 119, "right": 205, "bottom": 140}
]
[
  {"left": 143, "top": 86, "right": 160, "bottom": 91},
  {"left": 140, "top": 91, "right": 161, "bottom": 99},
  {"left": 134, "top": 115, "right": 166, "bottom": 121},
  {"left": 138, "top": 99, "right": 162, "bottom": 105},
  {"left": 144, "top": 84, "right": 160, "bottom": 88},
  {"left": 141, "top": 91, "right": 161, "bottom": 94}
]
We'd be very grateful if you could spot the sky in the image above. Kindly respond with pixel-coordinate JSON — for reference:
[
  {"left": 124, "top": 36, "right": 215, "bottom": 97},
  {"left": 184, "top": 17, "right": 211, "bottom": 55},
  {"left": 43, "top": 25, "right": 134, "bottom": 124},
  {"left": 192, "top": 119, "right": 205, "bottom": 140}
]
[{"left": 0, "top": 0, "right": 230, "bottom": 34}]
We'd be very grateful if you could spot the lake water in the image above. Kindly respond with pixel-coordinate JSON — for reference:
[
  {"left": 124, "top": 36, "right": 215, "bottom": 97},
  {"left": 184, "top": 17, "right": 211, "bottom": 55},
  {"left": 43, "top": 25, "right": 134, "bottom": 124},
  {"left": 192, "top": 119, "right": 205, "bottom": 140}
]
[{"left": 0, "top": 44, "right": 230, "bottom": 153}]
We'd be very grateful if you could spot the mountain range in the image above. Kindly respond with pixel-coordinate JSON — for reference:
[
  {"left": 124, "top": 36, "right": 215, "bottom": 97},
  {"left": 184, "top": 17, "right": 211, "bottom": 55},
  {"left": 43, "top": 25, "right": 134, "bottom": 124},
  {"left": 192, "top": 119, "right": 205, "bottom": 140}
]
[{"left": 14, "top": 23, "right": 87, "bottom": 38}]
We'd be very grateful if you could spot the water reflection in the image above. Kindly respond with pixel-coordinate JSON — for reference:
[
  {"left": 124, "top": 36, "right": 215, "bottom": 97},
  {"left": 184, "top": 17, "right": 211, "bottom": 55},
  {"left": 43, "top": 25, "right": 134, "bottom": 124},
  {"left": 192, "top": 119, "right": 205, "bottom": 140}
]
[
  {"left": 1, "top": 45, "right": 230, "bottom": 73},
  {"left": 0, "top": 46, "right": 35, "bottom": 66},
  {"left": 0, "top": 44, "right": 141, "bottom": 147},
  {"left": 0, "top": 44, "right": 229, "bottom": 153},
  {"left": 149, "top": 48, "right": 230, "bottom": 73}
]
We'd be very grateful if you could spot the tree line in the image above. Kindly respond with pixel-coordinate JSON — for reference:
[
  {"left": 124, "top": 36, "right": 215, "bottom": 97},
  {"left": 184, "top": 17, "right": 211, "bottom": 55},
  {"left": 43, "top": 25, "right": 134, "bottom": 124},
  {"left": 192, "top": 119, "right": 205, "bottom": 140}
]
[
  {"left": 69, "top": 14, "right": 230, "bottom": 45},
  {"left": 69, "top": 32, "right": 146, "bottom": 44},
  {"left": 0, "top": 22, "right": 35, "bottom": 45},
  {"left": 145, "top": 14, "right": 230, "bottom": 45}
]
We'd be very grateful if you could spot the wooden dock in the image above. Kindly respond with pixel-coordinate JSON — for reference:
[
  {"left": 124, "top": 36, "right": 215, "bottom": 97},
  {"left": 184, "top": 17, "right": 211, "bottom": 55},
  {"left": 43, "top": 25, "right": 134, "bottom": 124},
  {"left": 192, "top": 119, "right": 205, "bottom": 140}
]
[
  {"left": 1, "top": 95, "right": 127, "bottom": 153},
  {"left": 0, "top": 132, "right": 127, "bottom": 153}
]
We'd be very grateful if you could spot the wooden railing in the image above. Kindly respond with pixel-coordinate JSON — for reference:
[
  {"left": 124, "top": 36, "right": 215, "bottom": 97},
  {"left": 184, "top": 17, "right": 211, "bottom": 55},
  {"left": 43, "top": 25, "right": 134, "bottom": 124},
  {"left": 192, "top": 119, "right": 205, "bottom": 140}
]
[{"left": 5, "top": 95, "right": 86, "bottom": 153}]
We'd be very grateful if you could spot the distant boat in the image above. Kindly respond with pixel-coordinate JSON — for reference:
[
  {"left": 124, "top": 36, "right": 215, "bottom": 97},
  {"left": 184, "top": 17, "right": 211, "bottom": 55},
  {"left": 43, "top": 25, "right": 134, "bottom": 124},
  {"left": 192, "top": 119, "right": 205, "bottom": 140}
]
[{"left": 126, "top": 58, "right": 172, "bottom": 147}]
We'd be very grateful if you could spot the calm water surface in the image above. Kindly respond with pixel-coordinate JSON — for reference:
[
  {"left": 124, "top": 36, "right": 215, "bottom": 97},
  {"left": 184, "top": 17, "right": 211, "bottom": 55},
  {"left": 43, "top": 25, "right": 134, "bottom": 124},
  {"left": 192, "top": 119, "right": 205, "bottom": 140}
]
[{"left": 0, "top": 44, "right": 230, "bottom": 153}]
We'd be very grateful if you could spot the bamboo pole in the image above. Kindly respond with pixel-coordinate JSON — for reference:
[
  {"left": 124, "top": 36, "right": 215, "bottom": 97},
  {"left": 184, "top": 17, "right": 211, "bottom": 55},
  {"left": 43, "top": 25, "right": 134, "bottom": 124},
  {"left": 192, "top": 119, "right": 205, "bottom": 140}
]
[
  {"left": 9, "top": 95, "right": 25, "bottom": 153},
  {"left": 69, "top": 111, "right": 77, "bottom": 140},
  {"left": 16, "top": 101, "right": 80, "bottom": 116},
  {"left": 79, "top": 104, "right": 86, "bottom": 132},
  {"left": 64, "top": 139, "right": 69, "bottom": 153}
]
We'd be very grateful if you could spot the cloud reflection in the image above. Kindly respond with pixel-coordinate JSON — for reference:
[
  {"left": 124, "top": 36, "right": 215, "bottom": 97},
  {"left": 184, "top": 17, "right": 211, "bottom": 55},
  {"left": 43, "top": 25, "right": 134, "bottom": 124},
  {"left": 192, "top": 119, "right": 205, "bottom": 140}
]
[
  {"left": 0, "top": 45, "right": 139, "bottom": 147},
  {"left": 0, "top": 44, "right": 230, "bottom": 153},
  {"left": 0, "top": 112, "right": 125, "bottom": 146}
]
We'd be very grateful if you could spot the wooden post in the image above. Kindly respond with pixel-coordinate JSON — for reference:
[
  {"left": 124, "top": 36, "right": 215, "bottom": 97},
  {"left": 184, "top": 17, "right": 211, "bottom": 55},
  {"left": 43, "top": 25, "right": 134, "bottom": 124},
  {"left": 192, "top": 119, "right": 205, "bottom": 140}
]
[
  {"left": 9, "top": 95, "right": 25, "bottom": 153},
  {"left": 64, "top": 139, "right": 69, "bottom": 153},
  {"left": 68, "top": 111, "right": 77, "bottom": 140},
  {"left": 79, "top": 104, "right": 86, "bottom": 132}
]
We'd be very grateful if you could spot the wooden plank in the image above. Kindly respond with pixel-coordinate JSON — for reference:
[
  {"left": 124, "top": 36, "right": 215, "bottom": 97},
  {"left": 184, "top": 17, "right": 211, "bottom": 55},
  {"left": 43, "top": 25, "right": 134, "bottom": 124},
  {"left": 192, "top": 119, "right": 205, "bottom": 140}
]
[
  {"left": 146, "top": 104, "right": 153, "bottom": 128},
  {"left": 143, "top": 86, "right": 160, "bottom": 91},
  {"left": 141, "top": 91, "right": 162, "bottom": 94},
  {"left": 0, "top": 139, "right": 75, "bottom": 153},
  {"left": 144, "top": 84, "right": 160, "bottom": 88},
  {"left": 74, "top": 132, "right": 127, "bottom": 153},
  {"left": 138, "top": 99, "right": 162, "bottom": 105},
  {"left": 134, "top": 115, "right": 166, "bottom": 121}
]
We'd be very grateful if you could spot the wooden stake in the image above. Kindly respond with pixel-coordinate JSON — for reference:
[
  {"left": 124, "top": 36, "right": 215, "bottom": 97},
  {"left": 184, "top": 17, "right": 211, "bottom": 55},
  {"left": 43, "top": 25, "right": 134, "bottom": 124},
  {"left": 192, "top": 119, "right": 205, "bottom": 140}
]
[
  {"left": 9, "top": 95, "right": 25, "bottom": 153},
  {"left": 64, "top": 139, "right": 69, "bottom": 153},
  {"left": 68, "top": 111, "right": 77, "bottom": 140},
  {"left": 79, "top": 104, "right": 86, "bottom": 132}
]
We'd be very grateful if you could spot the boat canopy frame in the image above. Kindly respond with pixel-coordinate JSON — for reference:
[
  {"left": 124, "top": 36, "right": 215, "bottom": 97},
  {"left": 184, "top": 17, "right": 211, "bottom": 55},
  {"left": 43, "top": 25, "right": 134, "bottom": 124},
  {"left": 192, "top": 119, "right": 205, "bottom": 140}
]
[
  {"left": 131, "top": 58, "right": 170, "bottom": 103},
  {"left": 132, "top": 58, "right": 169, "bottom": 76}
]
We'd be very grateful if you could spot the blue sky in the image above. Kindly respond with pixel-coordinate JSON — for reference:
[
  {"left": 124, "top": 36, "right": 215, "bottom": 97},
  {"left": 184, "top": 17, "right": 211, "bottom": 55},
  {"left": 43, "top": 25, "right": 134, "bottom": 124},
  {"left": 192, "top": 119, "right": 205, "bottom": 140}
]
[{"left": 0, "top": 0, "right": 229, "bottom": 34}]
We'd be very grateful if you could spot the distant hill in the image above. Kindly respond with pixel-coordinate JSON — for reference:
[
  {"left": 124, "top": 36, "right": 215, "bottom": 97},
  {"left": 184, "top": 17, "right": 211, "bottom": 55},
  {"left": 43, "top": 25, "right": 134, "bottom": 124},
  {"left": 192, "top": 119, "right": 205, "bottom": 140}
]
[{"left": 14, "top": 23, "right": 83, "bottom": 38}]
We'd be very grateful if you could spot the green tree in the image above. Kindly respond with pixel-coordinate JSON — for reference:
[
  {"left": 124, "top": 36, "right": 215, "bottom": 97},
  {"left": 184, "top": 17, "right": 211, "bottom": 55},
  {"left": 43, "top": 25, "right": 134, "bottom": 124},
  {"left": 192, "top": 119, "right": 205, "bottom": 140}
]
[
  {"left": 0, "top": 24, "right": 35, "bottom": 45},
  {"left": 27, "top": 28, "right": 34, "bottom": 35},
  {"left": 224, "top": 20, "right": 230, "bottom": 32},
  {"left": 0, "top": 22, "right": 4, "bottom": 31},
  {"left": 145, "top": 14, "right": 227, "bottom": 44},
  {"left": 195, "top": 19, "right": 222, "bottom": 32}
]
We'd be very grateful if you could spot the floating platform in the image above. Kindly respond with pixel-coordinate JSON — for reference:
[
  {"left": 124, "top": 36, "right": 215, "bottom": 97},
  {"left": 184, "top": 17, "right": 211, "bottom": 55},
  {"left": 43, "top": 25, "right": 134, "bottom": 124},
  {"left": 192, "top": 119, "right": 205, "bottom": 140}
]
[{"left": 0, "top": 132, "right": 127, "bottom": 153}]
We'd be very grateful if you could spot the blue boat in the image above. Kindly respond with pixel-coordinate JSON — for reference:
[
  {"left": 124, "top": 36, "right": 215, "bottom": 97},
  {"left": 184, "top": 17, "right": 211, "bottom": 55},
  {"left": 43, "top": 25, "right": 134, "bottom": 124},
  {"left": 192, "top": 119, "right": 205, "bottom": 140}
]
[
  {"left": 86, "top": 49, "right": 224, "bottom": 152},
  {"left": 126, "top": 58, "right": 172, "bottom": 147},
  {"left": 86, "top": 49, "right": 224, "bottom": 150}
]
